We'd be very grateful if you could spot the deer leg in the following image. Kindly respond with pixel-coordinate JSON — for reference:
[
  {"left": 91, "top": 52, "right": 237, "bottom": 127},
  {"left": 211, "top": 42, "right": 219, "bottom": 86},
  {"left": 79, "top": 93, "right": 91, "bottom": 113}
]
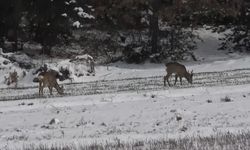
[
  {"left": 163, "top": 76, "right": 167, "bottom": 86},
  {"left": 40, "top": 86, "right": 44, "bottom": 96},
  {"left": 59, "top": 85, "right": 64, "bottom": 95},
  {"left": 49, "top": 86, "right": 53, "bottom": 95},
  {"left": 42, "top": 87, "right": 44, "bottom": 96},
  {"left": 174, "top": 75, "right": 178, "bottom": 85},
  {"left": 54, "top": 83, "right": 62, "bottom": 94},
  {"left": 180, "top": 77, "right": 182, "bottom": 85},
  {"left": 39, "top": 82, "right": 42, "bottom": 96},
  {"left": 40, "top": 81, "right": 44, "bottom": 96},
  {"left": 14, "top": 82, "right": 17, "bottom": 89},
  {"left": 166, "top": 73, "right": 171, "bottom": 86}
]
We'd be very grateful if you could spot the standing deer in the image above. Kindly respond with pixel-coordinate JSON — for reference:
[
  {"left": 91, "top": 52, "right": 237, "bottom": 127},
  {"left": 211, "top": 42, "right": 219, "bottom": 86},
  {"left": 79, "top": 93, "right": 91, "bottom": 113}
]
[
  {"left": 38, "top": 70, "right": 64, "bottom": 96},
  {"left": 163, "top": 62, "right": 193, "bottom": 86}
]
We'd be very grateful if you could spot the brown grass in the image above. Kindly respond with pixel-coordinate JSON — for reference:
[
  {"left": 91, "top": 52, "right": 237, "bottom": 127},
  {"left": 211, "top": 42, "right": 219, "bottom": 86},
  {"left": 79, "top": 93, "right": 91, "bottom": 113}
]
[{"left": 17, "top": 132, "right": 250, "bottom": 150}]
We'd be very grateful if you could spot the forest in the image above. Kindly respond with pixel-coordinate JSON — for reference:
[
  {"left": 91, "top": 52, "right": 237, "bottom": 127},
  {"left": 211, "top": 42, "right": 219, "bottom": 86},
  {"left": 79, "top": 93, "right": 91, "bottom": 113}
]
[{"left": 0, "top": 0, "right": 250, "bottom": 64}]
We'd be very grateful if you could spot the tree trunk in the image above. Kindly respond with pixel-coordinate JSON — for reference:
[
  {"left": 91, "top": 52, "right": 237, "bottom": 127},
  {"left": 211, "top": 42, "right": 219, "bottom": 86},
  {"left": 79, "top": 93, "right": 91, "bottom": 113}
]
[
  {"left": 13, "top": 29, "right": 18, "bottom": 51},
  {"left": 149, "top": 0, "right": 173, "bottom": 55},
  {"left": 13, "top": 0, "right": 22, "bottom": 51},
  {"left": 149, "top": 0, "right": 161, "bottom": 54},
  {"left": 170, "top": 26, "right": 174, "bottom": 52},
  {"left": 150, "top": 12, "right": 159, "bottom": 54},
  {"left": 42, "top": 45, "right": 51, "bottom": 56}
]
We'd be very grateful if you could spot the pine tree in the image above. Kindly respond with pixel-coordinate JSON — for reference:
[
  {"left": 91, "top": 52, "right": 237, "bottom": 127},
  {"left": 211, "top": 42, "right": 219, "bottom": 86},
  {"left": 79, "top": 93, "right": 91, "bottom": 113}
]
[
  {"left": 219, "top": 1, "right": 250, "bottom": 52},
  {"left": 25, "top": 0, "right": 94, "bottom": 55},
  {"left": 0, "top": 0, "right": 25, "bottom": 51}
]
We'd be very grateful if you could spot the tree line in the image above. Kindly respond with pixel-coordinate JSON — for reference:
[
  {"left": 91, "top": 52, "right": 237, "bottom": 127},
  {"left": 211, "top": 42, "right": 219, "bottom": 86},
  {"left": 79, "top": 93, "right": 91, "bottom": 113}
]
[{"left": 0, "top": 0, "right": 249, "bottom": 63}]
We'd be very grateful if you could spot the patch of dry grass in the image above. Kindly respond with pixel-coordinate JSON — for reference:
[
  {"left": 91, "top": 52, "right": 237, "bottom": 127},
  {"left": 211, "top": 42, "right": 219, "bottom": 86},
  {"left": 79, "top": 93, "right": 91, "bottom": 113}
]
[{"left": 15, "top": 132, "right": 250, "bottom": 150}]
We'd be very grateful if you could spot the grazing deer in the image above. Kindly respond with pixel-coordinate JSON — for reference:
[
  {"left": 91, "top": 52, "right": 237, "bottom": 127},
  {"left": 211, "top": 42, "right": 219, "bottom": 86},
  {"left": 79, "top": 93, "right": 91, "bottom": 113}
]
[
  {"left": 163, "top": 62, "right": 193, "bottom": 86},
  {"left": 38, "top": 70, "right": 64, "bottom": 96}
]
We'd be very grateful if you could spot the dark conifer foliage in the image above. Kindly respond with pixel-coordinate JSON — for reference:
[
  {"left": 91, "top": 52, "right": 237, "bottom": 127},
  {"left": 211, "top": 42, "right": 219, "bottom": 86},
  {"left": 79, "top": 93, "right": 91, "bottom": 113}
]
[
  {"left": 218, "top": 1, "right": 250, "bottom": 52},
  {"left": 25, "top": 0, "right": 93, "bottom": 55},
  {"left": 0, "top": 0, "right": 249, "bottom": 62},
  {"left": 0, "top": 0, "right": 93, "bottom": 54}
]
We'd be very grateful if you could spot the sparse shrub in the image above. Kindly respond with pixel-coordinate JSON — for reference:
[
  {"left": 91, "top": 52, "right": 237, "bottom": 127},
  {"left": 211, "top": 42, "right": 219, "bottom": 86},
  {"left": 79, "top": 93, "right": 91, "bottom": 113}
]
[
  {"left": 123, "top": 45, "right": 149, "bottom": 64},
  {"left": 156, "top": 122, "right": 161, "bottom": 126},
  {"left": 151, "top": 94, "right": 156, "bottom": 98},
  {"left": 170, "top": 109, "right": 176, "bottom": 113},
  {"left": 18, "top": 102, "right": 26, "bottom": 106},
  {"left": 49, "top": 118, "right": 60, "bottom": 125},
  {"left": 59, "top": 67, "right": 70, "bottom": 81},
  {"left": 221, "top": 96, "right": 233, "bottom": 102},
  {"left": 100, "top": 122, "right": 107, "bottom": 127},
  {"left": 207, "top": 99, "right": 213, "bottom": 103},
  {"left": 176, "top": 114, "right": 182, "bottom": 121},
  {"left": 22, "top": 71, "right": 26, "bottom": 78},
  {"left": 6, "top": 134, "right": 28, "bottom": 141},
  {"left": 27, "top": 103, "right": 34, "bottom": 106},
  {"left": 4, "top": 70, "right": 18, "bottom": 87},
  {"left": 41, "top": 125, "right": 50, "bottom": 129},
  {"left": 180, "top": 126, "right": 188, "bottom": 132},
  {"left": 3, "top": 60, "right": 9, "bottom": 65}
]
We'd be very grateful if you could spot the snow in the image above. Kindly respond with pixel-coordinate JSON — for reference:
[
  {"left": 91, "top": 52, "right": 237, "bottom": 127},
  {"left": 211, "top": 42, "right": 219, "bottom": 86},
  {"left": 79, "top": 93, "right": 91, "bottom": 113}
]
[
  {"left": 73, "top": 21, "right": 81, "bottom": 28},
  {"left": 75, "top": 54, "right": 93, "bottom": 60},
  {"left": 74, "top": 7, "right": 95, "bottom": 19},
  {"left": 61, "top": 13, "right": 67, "bottom": 17},
  {"left": 1, "top": 84, "right": 250, "bottom": 149},
  {"left": 69, "top": 0, "right": 76, "bottom": 4},
  {"left": 1, "top": 29, "right": 250, "bottom": 149}
]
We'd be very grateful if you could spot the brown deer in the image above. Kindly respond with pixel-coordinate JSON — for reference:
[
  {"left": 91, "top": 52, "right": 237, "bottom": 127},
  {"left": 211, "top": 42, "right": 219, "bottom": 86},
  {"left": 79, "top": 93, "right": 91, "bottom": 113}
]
[
  {"left": 163, "top": 62, "right": 193, "bottom": 86},
  {"left": 38, "top": 70, "right": 64, "bottom": 96}
]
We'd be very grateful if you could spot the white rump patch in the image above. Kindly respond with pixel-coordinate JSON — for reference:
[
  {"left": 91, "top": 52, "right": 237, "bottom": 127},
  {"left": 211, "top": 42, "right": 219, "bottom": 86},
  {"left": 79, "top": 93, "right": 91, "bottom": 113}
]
[{"left": 38, "top": 75, "right": 44, "bottom": 80}]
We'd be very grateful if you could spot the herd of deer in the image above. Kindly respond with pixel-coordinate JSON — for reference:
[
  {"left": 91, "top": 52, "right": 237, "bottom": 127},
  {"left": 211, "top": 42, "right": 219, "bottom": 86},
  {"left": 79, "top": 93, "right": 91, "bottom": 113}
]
[{"left": 37, "top": 62, "right": 193, "bottom": 96}]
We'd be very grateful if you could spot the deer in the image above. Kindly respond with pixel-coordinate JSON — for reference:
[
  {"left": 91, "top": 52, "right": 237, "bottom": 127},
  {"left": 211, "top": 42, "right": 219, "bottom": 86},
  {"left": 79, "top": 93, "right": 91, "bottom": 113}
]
[
  {"left": 38, "top": 70, "right": 64, "bottom": 96},
  {"left": 163, "top": 62, "right": 193, "bottom": 86}
]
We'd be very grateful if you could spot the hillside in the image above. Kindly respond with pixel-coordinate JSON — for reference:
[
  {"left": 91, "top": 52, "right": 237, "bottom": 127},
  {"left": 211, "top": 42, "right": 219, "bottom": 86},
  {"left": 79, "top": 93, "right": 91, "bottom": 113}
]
[{"left": 1, "top": 29, "right": 250, "bottom": 149}]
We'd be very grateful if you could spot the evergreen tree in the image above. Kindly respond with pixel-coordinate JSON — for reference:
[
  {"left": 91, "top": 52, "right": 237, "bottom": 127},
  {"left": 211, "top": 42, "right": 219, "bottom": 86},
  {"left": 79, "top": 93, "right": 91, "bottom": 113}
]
[
  {"left": 0, "top": 0, "right": 25, "bottom": 51},
  {"left": 25, "top": 0, "right": 94, "bottom": 55},
  {"left": 219, "top": 1, "right": 250, "bottom": 52}
]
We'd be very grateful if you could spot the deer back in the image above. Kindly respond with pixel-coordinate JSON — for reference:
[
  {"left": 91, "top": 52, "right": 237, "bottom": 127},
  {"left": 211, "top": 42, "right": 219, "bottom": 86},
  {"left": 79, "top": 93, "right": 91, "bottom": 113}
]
[{"left": 165, "top": 62, "right": 187, "bottom": 75}]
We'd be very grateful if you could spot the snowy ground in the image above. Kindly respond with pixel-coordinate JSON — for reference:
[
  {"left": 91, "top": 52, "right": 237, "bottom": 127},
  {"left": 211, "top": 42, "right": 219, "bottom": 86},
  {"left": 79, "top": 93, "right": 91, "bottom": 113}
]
[
  {"left": 1, "top": 83, "right": 250, "bottom": 149},
  {"left": 1, "top": 29, "right": 250, "bottom": 149}
]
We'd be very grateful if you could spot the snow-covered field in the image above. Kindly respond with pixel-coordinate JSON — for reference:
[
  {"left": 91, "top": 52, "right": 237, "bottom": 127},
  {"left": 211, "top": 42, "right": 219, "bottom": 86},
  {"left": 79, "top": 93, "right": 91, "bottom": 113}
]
[
  {"left": 1, "top": 29, "right": 250, "bottom": 149},
  {"left": 1, "top": 82, "right": 250, "bottom": 149}
]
